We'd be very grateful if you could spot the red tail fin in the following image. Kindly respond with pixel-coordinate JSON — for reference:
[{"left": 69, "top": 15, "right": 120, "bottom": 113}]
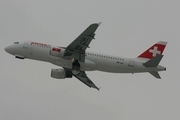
[{"left": 138, "top": 41, "right": 167, "bottom": 59}]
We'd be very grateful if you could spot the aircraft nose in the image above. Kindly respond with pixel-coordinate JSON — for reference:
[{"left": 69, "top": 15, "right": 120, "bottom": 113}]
[{"left": 4, "top": 45, "right": 14, "bottom": 55}]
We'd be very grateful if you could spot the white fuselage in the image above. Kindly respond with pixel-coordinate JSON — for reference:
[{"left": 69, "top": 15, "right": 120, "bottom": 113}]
[{"left": 5, "top": 41, "right": 165, "bottom": 73}]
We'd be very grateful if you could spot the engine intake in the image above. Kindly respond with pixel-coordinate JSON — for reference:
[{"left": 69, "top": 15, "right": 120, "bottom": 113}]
[{"left": 51, "top": 69, "right": 72, "bottom": 79}]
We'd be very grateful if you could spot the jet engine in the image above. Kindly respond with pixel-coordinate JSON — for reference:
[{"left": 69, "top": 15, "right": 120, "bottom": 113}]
[{"left": 51, "top": 69, "right": 72, "bottom": 79}]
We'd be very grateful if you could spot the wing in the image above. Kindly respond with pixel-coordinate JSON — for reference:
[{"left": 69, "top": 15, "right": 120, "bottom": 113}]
[
  {"left": 74, "top": 71, "right": 99, "bottom": 91},
  {"left": 66, "top": 23, "right": 101, "bottom": 62},
  {"left": 65, "top": 69, "right": 99, "bottom": 90}
]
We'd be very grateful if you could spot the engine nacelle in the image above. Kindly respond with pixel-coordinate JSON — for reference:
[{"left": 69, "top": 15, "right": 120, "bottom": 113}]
[
  {"left": 51, "top": 69, "right": 72, "bottom": 79},
  {"left": 49, "top": 46, "right": 66, "bottom": 57}
]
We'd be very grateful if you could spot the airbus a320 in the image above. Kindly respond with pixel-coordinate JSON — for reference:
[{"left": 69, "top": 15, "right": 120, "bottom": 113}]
[{"left": 5, "top": 23, "right": 167, "bottom": 90}]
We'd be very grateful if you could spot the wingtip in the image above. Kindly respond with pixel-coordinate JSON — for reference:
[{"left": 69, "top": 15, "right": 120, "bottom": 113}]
[
  {"left": 92, "top": 86, "right": 100, "bottom": 91},
  {"left": 96, "top": 87, "right": 101, "bottom": 91},
  {"left": 98, "top": 87, "right": 101, "bottom": 91},
  {"left": 97, "top": 22, "right": 102, "bottom": 26}
]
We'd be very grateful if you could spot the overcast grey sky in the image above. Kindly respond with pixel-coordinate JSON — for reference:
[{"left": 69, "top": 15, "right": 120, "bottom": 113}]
[{"left": 1, "top": 0, "right": 180, "bottom": 120}]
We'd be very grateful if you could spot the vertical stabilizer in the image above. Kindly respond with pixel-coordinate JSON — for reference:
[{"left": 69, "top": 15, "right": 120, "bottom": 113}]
[{"left": 138, "top": 41, "right": 167, "bottom": 59}]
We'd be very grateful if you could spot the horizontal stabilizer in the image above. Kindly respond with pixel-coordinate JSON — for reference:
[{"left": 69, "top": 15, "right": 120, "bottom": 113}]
[
  {"left": 149, "top": 71, "right": 161, "bottom": 79},
  {"left": 143, "top": 55, "right": 163, "bottom": 67}
]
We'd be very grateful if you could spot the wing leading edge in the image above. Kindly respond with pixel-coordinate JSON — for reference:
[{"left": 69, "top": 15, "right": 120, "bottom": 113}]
[{"left": 66, "top": 23, "right": 101, "bottom": 62}]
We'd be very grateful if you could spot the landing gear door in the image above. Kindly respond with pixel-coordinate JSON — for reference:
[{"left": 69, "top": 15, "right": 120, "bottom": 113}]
[{"left": 23, "top": 41, "right": 29, "bottom": 48}]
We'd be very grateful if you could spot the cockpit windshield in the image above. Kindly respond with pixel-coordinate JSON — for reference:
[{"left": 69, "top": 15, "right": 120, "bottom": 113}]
[{"left": 13, "top": 42, "right": 19, "bottom": 44}]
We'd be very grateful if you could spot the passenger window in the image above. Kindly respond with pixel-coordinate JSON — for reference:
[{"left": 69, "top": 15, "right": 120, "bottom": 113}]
[{"left": 14, "top": 42, "right": 19, "bottom": 44}]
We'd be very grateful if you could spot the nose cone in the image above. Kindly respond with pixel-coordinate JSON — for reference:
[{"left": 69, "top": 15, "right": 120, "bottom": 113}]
[{"left": 4, "top": 45, "right": 14, "bottom": 55}]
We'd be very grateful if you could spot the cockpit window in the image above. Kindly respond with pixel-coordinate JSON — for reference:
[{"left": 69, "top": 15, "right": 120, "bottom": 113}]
[{"left": 14, "top": 42, "right": 19, "bottom": 44}]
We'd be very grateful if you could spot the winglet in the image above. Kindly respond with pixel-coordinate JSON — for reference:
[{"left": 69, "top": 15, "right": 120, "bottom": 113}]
[
  {"left": 91, "top": 85, "right": 100, "bottom": 91},
  {"left": 97, "top": 22, "right": 102, "bottom": 26},
  {"left": 97, "top": 87, "right": 101, "bottom": 91}
]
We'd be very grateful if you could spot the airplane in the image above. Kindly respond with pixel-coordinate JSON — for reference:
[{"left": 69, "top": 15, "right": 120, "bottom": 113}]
[{"left": 4, "top": 23, "right": 167, "bottom": 90}]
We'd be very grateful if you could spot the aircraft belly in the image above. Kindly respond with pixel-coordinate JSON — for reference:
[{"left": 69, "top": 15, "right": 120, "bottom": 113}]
[
  {"left": 87, "top": 57, "right": 159, "bottom": 73},
  {"left": 89, "top": 58, "right": 128, "bottom": 73},
  {"left": 79, "top": 59, "right": 96, "bottom": 71},
  {"left": 49, "top": 57, "right": 72, "bottom": 69},
  {"left": 27, "top": 50, "right": 49, "bottom": 62}
]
